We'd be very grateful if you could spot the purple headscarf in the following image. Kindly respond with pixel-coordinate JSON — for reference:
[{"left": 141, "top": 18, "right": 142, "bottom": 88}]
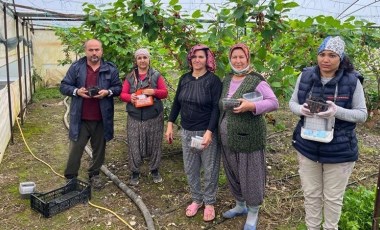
[{"left": 187, "top": 44, "right": 216, "bottom": 72}]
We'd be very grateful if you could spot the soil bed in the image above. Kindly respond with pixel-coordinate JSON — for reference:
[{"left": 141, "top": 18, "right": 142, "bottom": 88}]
[{"left": 1, "top": 94, "right": 379, "bottom": 230}]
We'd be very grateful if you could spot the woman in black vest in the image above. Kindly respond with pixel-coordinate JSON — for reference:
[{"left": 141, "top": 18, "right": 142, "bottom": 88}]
[
  {"left": 289, "top": 36, "right": 367, "bottom": 229},
  {"left": 219, "top": 43, "right": 279, "bottom": 230},
  {"left": 120, "top": 48, "right": 168, "bottom": 185}
]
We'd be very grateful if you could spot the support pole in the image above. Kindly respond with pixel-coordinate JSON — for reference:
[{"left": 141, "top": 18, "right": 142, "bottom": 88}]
[
  {"left": 372, "top": 164, "right": 380, "bottom": 230},
  {"left": 16, "top": 15, "right": 24, "bottom": 124},
  {"left": 3, "top": 3, "right": 14, "bottom": 144},
  {"left": 25, "top": 21, "right": 32, "bottom": 102},
  {"left": 22, "top": 20, "right": 28, "bottom": 105}
]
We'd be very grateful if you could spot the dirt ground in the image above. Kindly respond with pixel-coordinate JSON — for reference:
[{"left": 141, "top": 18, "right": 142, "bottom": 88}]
[{"left": 1, "top": 93, "right": 379, "bottom": 230}]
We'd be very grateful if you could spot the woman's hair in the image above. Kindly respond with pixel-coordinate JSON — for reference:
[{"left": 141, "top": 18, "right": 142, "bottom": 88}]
[{"left": 339, "top": 55, "right": 355, "bottom": 72}]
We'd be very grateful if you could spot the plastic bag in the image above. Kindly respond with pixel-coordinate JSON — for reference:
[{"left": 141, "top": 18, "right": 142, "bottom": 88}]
[{"left": 134, "top": 88, "right": 154, "bottom": 108}]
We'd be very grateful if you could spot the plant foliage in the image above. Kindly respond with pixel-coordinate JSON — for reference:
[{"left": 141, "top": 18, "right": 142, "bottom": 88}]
[
  {"left": 54, "top": 0, "right": 380, "bottom": 108},
  {"left": 339, "top": 186, "right": 376, "bottom": 230}
]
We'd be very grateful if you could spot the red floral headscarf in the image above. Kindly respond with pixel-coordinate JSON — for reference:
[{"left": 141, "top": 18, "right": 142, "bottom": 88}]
[
  {"left": 187, "top": 44, "right": 216, "bottom": 72},
  {"left": 228, "top": 43, "right": 252, "bottom": 75},
  {"left": 229, "top": 43, "right": 250, "bottom": 64}
]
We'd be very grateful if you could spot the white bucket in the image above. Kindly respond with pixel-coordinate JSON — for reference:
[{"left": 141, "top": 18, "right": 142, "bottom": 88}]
[{"left": 19, "top": 182, "right": 36, "bottom": 199}]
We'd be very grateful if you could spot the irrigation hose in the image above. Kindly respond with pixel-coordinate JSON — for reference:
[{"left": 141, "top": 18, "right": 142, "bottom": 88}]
[
  {"left": 15, "top": 110, "right": 136, "bottom": 230},
  {"left": 15, "top": 117, "right": 65, "bottom": 179},
  {"left": 63, "top": 96, "right": 155, "bottom": 230}
]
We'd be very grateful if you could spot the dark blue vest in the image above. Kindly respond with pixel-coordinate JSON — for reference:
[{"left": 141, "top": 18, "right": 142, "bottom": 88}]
[{"left": 292, "top": 66, "right": 361, "bottom": 163}]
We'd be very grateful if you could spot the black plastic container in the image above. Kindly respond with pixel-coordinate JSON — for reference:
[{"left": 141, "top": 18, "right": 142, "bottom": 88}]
[
  {"left": 306, "top": 98, "right": 328, "bottom": 113},
  {"left": 222, "top": 98, "right": 241, "bottom": 111},
  {"left": 86, "top": 87, "right": 100, "bottom": 97},
  {"left": 30, "top": 179, "right": 91, "bottom": 218}
]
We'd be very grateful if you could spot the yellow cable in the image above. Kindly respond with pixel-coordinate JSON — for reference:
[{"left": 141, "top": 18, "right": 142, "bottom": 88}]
[
  {"left": 15, "top": 117, "right": 136, "bottom": 230},
  {"left": 88, "top": 201, "right": 134, "bottom": 227},
  {"left": 16, "top": 117, "right": 64, "bottom": 179}
]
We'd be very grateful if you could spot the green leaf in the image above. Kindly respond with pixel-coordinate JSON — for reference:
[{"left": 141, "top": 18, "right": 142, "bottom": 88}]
[
  {"left": 236, "top": 14, "right": 247, "bottom": 27},
  {"left": 304, "top": 17, "right": 314, "bottom": 27},
  {"left": 114, "top": 1, "right": 125, "bottom": 8},
  {"left": 261, "top": 29, "right": 273, "bottom": 41},
  {"left": 271, "top": 82, "right": 282, "bottom": 88},
  {"left": 325, "top": 16, "right": 341, "bottom": 27},
  {"left": 86, "top": 4, "right": 96, "bottom": 10},
  {"left": 344, "top": 16, "right": 355, "bottom": 22},
  {"left": 233, "top": 6, "right": 246, "bottom": 19},
  {"left": 274, "top": 2, "right": 284, "bottom": 11},
  {"left": 192, "top": 10, "right": 202, "bottom": 18},
  {"left": 283, "top": 66, "right": 294, "bottom": 75},
  {"left": 88, "top": 15, "right": 99, "bottom": 22},
  {"left": 221, "top": 8, "right": 230, "bottom": 16},
  {"left": 173, "top": 5, "right": 182, "bottom": 11},
  {"left": 252, "top": 62, "right": 265, "bottom": 72},
  {"left": 136, "top": 9, "right": 144, "bottom": 16},
  {"left": 169, "top": 0, "right": 179, "bottom": 6},
  {"left": 315, "top": 15, "right": 325, "bottom": 24},
  {"left": 283, "top": 2, "right": 299, "bottom": 9},
  {"left": 247, "top": 0, "right": 259, "bottom": 6},
  {"left": 257, "top": 47, "right": 267, "bottom": 60}
]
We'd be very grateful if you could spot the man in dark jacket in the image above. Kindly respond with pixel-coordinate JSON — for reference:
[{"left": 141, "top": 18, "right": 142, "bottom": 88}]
[{"left": 60, "top": 39, "right": 121, "bottom": 189}]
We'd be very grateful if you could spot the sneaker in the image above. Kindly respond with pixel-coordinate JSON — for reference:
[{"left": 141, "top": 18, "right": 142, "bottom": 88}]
[
  {"left": 151, "top": 170, "right": 163, "bottom": 183},
  {"left": 90, "top": 175, "right": 104, "bottom": 190},
  {"left": 129, "top": 172, "right": 139, "bottom": 186}
]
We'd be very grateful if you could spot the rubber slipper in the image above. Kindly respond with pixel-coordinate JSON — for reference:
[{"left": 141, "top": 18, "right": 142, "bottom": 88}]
[
  {"left": 203, "top": 205, "right": 215, "bottom": 222},
  {"left": 186, "top": 202, "right": 203, "bottom": 217}
]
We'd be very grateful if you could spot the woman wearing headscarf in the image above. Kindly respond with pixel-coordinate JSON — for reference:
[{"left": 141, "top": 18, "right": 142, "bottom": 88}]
[
  {"left": 120, "top": 48, "right": 168, "bottom": 186},
  {"left": 289, "top": 36, "right": 367, "bottom": 229},
  {"left": 165, "top": 44, "right": 222, "bottom": 222},
  {"left": 219, "top": 43, "right": 279, "bottom": 230}
]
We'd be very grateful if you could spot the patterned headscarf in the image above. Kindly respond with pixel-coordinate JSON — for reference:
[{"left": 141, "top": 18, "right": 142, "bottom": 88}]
[
  {"left": 134, "top": 48, "right": 150, "bottom": 58},
  {"left": 187, "top": 44, "right": 216, "bottom": 72},
  {"left": 229, "top": 43, "right": 251, "bottom": 74},
  {"left": 318, "top": 36, "right": 345, "bottom": 61}
]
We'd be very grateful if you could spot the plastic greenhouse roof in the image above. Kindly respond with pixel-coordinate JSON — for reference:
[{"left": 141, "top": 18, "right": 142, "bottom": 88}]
[{"left": 1, "top": 0, "right": 380, "bottom": 29}]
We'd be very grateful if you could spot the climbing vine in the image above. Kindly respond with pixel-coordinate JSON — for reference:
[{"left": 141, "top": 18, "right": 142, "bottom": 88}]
[{"left": 55, "top": 0, "right": 380, "bottom": 107}]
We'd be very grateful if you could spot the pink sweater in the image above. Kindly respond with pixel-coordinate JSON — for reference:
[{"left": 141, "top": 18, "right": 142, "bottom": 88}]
[
  {"left": 120, "top": 73, "right": 168, "bottom": 103},
  {"left": 227, "top": 79, "right": 279, "bottom": 115}
]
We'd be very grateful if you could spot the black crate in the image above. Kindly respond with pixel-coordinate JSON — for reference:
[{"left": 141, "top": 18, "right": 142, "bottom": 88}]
[{"left": 30, "top": 179, "right": 91, "bottom": 218}]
